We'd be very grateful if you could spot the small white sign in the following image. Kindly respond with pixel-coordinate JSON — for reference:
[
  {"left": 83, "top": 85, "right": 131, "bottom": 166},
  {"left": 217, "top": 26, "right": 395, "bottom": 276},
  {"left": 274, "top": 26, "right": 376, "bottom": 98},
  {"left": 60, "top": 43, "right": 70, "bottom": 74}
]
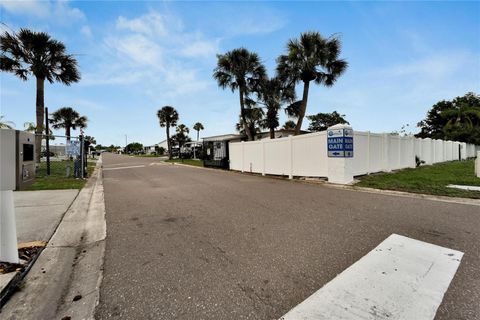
[{"left": 66, "top": 141, "right": 81, "bottom": 156}]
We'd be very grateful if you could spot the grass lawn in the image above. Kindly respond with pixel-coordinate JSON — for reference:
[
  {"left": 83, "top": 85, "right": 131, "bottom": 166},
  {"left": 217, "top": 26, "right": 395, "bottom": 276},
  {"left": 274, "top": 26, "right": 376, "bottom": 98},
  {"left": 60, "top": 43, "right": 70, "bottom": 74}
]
[
  {"left": 24, "top": 161, "right": 97, "bottom": 191},
  {"left": 165, "top": 159, "right": 204, "bottom": 167},
  {"left": 356, "top": 159, "right": 480, "bottom": 199}
]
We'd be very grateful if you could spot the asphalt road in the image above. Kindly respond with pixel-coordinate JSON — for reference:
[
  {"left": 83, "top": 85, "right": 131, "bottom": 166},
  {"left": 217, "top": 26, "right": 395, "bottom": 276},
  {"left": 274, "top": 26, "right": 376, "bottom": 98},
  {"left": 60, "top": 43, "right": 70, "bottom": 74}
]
[{"left": 96, "top": 153, "right": 480, "bottom": 320}]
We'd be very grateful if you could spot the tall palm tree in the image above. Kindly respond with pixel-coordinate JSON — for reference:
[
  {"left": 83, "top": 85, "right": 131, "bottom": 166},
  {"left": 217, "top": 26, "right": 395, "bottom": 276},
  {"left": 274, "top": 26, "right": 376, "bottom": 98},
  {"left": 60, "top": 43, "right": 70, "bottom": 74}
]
[
  {"left": 1, "top": 28, "right": 80, "bottom": 162},
  {"left": 157, "top": 106, "right": 179, "bottom": 160},
  {"left": 0, "top": 115, "right": 15, "bottom": 129},
  {"left": 277, "top": 31, "right": 347, "bottom": 135},
  {"left": 49, "top": 107, "right": 87, "bottom": 142},
  {"left": 193, "top": 122, "right": 204, "bottom": 141},
  {"left": 213, "top": 48, "right": 266, "bottom": 141}
]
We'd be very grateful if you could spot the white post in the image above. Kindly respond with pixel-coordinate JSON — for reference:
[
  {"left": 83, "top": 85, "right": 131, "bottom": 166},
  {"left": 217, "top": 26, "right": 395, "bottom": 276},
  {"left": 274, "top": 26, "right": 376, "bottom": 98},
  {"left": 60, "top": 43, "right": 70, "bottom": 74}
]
[
  {"left": 0, "top": 129, "right": 19, "bottom": 263},
  {"left": 288, "top": 135, "right": 293, "bottom": 179},
  {"left": 1, "top": 191, "right": 18, "bottom": 263},
  {"left": 327, "top": 124, "right": 354, "bottom": 184},
  {"left": 262, "top": 140, "right": 266, "bottom": 176},
  {"left": 410, "top": 136, "right": 416, "bottom": 168},
  {"left": 382, "top": 133, "right": 391, "bottom": 172},
  {"left": 241, "top": 141, "right": 245, "bottom": 173},
  {"left": 476, "top": 151, "right": 480, "bottom": 178},
  {"left": 366, "top": 131, "right": 371, "bottom": 174}
]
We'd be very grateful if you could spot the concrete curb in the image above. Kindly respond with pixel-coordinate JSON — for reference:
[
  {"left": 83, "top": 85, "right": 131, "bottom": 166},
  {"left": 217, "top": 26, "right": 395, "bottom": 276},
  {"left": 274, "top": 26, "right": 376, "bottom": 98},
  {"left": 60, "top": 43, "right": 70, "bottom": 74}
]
[
  {"left": 165, "top": 162, "right": 480, "bottom": 207},
  {"left": 1, "top": 157, "right": 107, "bottom": 319}
]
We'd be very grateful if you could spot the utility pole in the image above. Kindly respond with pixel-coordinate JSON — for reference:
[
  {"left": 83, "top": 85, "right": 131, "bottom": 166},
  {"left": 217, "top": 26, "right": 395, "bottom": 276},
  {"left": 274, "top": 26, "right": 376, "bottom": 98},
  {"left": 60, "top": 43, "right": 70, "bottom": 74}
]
[{"left": 125, "top": 134, "right": 127, "bottom": 154}]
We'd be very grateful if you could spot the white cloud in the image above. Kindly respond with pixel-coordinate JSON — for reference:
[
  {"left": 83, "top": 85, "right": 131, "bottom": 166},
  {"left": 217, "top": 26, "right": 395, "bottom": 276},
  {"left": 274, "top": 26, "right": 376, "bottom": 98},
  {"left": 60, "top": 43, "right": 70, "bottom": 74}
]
[
  {"left": 80, "top": 25, "right": 92, "bottom": 38},
  {"left": 0, "top": 0, "right": 49, "bottom": 16},
  {"left": 0, "top": 0, "right": 85, "bottom": 24},
  {"left": 82, "top": 9, "right": 219, "bottom": 101}
]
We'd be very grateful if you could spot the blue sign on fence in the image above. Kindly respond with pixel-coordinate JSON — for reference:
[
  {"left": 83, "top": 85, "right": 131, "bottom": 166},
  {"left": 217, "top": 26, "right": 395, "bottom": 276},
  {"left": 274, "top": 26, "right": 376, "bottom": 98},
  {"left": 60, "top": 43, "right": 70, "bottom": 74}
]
[{"left": 327, "top": 128, "right": 354, "bottom": 157}]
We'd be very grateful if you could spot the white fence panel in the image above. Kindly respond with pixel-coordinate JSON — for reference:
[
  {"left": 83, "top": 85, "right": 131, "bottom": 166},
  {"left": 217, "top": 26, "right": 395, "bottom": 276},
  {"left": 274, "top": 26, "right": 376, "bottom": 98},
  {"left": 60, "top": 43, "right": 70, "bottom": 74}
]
[
  {"left": 243, "top": 141, "right": 263, "bottom": 173},
  {"left": 292, "top": 132, "right": 328, "bottom": 177},
  {"left": 229, "top": 143, "right": 243, "bottom": 171},
  {"left": 264, "top": 138, "right": 291, "bottom": 175},
  {"left": 351, "top": 132, "right": 369, "bottom": 176},
  {"left": 228, "top": 130, "right": 478, "bottom": 180}
]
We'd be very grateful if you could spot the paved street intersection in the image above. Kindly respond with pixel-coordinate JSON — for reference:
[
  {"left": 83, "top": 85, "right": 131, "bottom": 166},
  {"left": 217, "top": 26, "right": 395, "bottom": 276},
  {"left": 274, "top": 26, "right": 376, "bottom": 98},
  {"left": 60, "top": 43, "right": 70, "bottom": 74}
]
[{"left": 96, "top": 154, "right": 480, "bottom": 320}]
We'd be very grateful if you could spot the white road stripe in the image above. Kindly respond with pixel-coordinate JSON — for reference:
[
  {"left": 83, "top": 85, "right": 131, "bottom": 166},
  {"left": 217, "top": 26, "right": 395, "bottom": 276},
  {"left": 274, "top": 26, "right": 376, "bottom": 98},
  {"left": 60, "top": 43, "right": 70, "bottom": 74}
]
[
  {"left": 103, "top": 165, "right": 146, "bottom": 171},
  {"left": 280, "top": 234, "right": 463, "bottom": 320}
]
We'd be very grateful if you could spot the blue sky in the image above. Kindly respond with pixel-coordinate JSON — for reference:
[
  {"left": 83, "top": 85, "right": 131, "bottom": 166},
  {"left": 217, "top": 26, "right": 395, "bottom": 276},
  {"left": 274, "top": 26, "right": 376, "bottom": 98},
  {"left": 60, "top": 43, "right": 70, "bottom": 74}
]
[{"left": 1, "top": 1, "right": 479, "bottom": 146}]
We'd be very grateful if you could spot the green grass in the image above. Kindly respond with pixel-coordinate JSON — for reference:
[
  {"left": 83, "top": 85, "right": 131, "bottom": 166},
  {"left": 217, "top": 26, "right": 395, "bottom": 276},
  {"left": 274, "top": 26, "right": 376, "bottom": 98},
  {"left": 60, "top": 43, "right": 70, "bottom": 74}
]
[
  {"left": 24, "top": 161, "right": 96, "bottom": 191},
  {"left": 165, "top": 159, "right": 204, "bottom": 167},
  {"left": 356, "top": 159, "right": 480, "bottom": 199}
]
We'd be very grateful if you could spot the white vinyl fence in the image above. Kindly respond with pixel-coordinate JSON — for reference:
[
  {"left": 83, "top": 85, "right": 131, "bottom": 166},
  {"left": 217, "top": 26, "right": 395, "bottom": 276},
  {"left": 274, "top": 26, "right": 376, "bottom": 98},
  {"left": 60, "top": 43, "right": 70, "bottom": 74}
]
[{"left": 229, "top": 131, "right": 478, "bottom": 179}]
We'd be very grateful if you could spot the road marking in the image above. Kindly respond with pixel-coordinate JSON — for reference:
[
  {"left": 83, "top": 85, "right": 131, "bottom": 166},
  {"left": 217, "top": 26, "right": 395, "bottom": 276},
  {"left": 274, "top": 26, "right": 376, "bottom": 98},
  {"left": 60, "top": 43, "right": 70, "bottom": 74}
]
[
  {"left": 280, "top": 234, "right": 463, "bottom": 320},
  {"left": 103, "top": 165, "right": 146, "bottom": 171},
  {"left": 447, "top": 184, "right": 480, "bottom": 192}
]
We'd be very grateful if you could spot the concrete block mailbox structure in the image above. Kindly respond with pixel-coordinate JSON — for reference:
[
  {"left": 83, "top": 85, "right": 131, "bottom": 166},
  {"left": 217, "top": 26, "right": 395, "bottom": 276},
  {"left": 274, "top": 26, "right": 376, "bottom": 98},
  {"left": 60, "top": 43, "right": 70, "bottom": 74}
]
[
  {"left": 228, "top": 124, "right": 478, "bottom": 185},
  {"left": 0, "top": 129, "right": 19, "bottom": 263}
]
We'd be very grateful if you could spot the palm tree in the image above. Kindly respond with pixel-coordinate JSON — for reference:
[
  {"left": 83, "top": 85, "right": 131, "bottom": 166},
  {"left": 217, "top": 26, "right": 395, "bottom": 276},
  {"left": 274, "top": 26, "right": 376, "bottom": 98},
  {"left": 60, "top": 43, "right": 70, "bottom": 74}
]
[
  {"left": 193, "top": 122, "right": 204, "bottom": 141},
  {"left": 49, "top": 107, "right": 87, "bottom": 142},
  {"left": 1, "top": 28, "right": 80, "bottom": 162},
  {"left": 256, "top": 77, "right": 295, "bottom": 139},
  {"left": 157, "top": 106, "right": 179, "bottom": 160},
  {"left": 236, "top": 107, "right": 264, "bottom": 139},
  {"left": 283, "top": 120, "right": 296, "bottom": 130},
  {"left": 277, "top": 31, "right": 348, "bottom": 135},
  {"left": 213, "top": 48, "right": 266, "bottom": 141},
  {"left": 0, "top": 115, "right": 15, "bottom": 129}
]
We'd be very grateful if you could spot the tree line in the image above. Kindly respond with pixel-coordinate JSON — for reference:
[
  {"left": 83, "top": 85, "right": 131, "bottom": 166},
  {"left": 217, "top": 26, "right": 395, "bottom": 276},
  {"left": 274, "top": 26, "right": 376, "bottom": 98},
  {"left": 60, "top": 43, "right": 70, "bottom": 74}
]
[{"left": 157, "top": 106, "right": 204, "bottom": 160}]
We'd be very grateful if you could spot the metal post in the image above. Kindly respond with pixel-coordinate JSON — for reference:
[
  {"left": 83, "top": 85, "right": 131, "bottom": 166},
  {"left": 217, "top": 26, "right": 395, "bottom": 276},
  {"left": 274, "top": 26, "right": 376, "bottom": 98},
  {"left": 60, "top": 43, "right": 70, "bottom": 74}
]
[
  {"left": 80, "top": 135, "right": 84, "bottom": 179},
  {"left": 45, "top": 107, "right": 51, "bottom": 175}
]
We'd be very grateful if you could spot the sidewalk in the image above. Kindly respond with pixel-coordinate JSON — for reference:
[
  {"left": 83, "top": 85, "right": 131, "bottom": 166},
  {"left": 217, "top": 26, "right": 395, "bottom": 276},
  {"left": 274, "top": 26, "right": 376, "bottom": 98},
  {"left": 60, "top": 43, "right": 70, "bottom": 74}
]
[
  {"left": 1, "top": 190, "right": 78, "bottom": 303},
  {"left": 14, "top": 190, "right": 79, "bottom": 243},
  {"left": 0, "top": 159, "right": 106, "bottom": 319}
]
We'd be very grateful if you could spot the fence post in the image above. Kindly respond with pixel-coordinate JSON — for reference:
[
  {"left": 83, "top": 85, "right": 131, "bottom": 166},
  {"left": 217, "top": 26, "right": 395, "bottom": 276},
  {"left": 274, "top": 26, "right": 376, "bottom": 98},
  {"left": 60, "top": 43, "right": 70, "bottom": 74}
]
[
  {"left": 262, "top": 140, "right": 266, "bottom": 176},
  {"left": 241, "top": 141, "right": 245, "bottom": 173},
  {"left": 366, "top": 131, "right": 371, "bottom": 174},
  {"left": 382, "top": 133, "right": 390, "bottom": 172},
  {"left": 288, "top": 135, "right": 293, "bottom": 179},
  {"left": 80, "top": 135, "right": 84, "bottom": 178},
  {"left": 410, "top": 136, "right": 416, "bottom": 168},
  {"left": 45, "top": 107, "right": 51, "bottom": 175}
]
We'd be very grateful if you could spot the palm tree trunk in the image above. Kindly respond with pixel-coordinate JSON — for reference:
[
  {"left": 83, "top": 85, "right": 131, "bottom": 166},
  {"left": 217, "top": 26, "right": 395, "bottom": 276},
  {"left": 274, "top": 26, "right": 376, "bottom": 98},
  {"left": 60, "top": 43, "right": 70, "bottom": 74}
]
[
  {"left": 66, "top": 126, "right": 71, "bottom": 143},
  {"left": 35, "top": 77, "right": 45, "bottom": 163},
  {"left": 197, "top": 130, "right": 199, "bottom": 141},
  {"left": 239, "top": 87, "right": 253, "bottom": 141},
  {"left": 166, "top": 125, "right": 172, "bottom": 160},
  {"left": 270, "top": 127, "right": 275, "bottom": 139},
  {"left": 294, "top": 80, "right": 310, "bottom": 136}
]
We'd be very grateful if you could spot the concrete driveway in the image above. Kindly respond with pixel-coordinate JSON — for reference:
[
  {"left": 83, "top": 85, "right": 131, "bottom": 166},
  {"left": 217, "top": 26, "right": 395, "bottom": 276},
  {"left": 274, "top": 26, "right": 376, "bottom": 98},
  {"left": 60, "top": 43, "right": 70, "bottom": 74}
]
[{"left": 96, "top": 154, "right": 480, "bottom": 320}]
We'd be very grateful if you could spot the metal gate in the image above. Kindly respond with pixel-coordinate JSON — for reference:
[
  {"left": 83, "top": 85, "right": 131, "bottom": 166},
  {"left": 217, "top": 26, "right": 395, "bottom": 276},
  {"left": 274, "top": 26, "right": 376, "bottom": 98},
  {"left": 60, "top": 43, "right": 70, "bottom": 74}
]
[
  {"left": 38, "top": 133, "right": 89, "bottom": 179},
  {"left": 202, "top": 140, "right": 229, "bottom": 169}
]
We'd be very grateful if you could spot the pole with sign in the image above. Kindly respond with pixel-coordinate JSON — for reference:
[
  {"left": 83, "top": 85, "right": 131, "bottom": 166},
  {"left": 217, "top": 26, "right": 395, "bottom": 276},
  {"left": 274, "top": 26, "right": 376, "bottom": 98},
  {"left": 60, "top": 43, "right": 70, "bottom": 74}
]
[{"left": 326, "top": 124, "right": 355, "bottom": 184}]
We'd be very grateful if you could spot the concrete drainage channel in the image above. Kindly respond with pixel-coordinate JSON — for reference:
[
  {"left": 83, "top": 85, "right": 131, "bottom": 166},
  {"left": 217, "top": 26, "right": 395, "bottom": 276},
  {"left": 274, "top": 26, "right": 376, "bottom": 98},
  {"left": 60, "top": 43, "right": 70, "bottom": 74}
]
[{"left": 0, "top": 158, "right": 106, "bottom": 320}]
